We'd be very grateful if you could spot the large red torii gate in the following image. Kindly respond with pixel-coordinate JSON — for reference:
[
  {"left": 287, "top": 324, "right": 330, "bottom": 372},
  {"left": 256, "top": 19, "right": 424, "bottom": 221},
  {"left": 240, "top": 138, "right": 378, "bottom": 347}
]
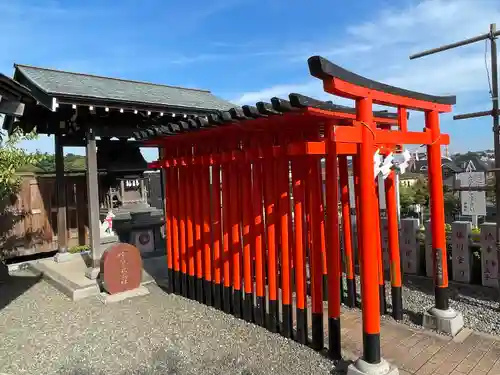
[{"left": 143, "top": 56, "right": 462, "bottom": 375}]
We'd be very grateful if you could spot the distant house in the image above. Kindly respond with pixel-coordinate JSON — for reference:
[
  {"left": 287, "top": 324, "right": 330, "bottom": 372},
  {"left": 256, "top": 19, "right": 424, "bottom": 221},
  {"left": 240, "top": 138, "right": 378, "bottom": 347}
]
[
  {"left": 452, "top": 154, "right": 492, "bottom": 177},
  {"left": 399, "top": 172, "right": 425, "bottom": 187},
  {"left": 410, "top": 155, "right": 462, "bottom": 188}
]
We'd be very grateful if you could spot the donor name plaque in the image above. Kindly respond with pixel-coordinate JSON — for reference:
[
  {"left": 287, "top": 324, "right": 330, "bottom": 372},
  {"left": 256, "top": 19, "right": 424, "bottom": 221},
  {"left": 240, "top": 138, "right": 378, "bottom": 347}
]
[
  {"left": 100, "top": 242, "right": 143, "bottom": 294},
  {"left": 451, "top": 221, "right": 471, "bottom": 283},
  {"left": 400, "top": 218, "right": 420, "bottom": 275},
  {"left": 480, "top": 223, "right": 499, "bottom": 288}
]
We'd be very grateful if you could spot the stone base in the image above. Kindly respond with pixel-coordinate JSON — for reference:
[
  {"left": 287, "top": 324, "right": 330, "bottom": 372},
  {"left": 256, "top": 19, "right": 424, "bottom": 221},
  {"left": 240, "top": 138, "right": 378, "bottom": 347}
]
[
  {"left": 29, "top": 261, "right": 100, "bottom": 301},
  {"left": 26, "top": 253, "right": 165, "bottom": 301},
  {"left": 347, "top": 358, "right": 399, "bottom": 375},
  {"left": 97, "top": 285, "right": 150, "bottom": 304},
  {"left": 85, "top": 267, "right": 100, "bottom": 280},
  {"left": 423, "top": 307, "right": 464, "bottom": 336},
  {"left": 54, "top": 252, "right": 73, "bottom": 263}
]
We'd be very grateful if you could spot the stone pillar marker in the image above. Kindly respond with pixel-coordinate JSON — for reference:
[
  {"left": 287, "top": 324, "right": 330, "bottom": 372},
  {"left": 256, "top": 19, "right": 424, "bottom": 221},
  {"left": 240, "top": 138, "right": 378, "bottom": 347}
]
[
  {"left": 424, "top": 220, "right": 433, "bottom": 277},
  {"left": 451, "top": 221, "right": 472, "bottom": 283},
  {"left": 380, "top": 217, "right": 390, "bottom": 271},
  {"left": 480, "top": 222, "right": 499, "bottom": 288},
  {"left": 400, "top": 218, "right": 420, "bottom": 275}
]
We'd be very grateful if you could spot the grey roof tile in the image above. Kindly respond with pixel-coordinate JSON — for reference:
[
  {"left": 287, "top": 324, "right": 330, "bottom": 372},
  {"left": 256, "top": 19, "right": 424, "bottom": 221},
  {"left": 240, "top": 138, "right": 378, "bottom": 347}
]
[{"left": 14, "top": 64, "right": 235, "bottom": 111}]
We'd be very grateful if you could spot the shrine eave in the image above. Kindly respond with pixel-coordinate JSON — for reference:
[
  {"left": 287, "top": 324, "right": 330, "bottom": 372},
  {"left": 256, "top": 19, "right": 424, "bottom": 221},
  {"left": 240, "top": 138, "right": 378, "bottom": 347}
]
[
  {"left": 3, "top": 63, "right": 235, "bottom": 136},
  {"left": 13, "top": 64, "right": 234, "bottom": 112},
  {"left": 0, "top": 74, "right": 38, "bottom": 117}
]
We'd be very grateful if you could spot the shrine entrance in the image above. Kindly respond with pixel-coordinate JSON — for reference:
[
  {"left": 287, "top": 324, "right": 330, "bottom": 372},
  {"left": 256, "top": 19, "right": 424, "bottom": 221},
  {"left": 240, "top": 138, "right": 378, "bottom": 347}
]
[{"left": 141, "top": 56, "right": 463, "bottom": 375}]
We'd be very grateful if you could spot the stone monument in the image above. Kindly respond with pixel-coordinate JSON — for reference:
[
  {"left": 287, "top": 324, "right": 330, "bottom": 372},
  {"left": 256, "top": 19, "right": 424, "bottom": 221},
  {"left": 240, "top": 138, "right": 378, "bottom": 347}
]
[
  {"left": 480, "top": 222, "right": 498, "bottom": 288},
  {"left": 424, "top": 220, "right": 433, "bottom": 278},
  {"left": 98, "top": 242, "right": 149, "bottom": 303},
  {"left": 400, "top": 218, "right": 420, "bottom": 275},
  {"left": 451, "top": 221, "right": 472, "bottom": 283},
  {"left": 380, "top": 218, "right": 390, "bottom": 271}
]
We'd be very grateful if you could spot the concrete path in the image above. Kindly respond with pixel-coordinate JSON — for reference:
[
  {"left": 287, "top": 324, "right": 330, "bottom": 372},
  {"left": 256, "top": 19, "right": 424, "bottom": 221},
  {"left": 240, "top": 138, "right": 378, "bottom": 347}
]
[{"left": 1, "top": 270, "right": 500, "bottom": 375}]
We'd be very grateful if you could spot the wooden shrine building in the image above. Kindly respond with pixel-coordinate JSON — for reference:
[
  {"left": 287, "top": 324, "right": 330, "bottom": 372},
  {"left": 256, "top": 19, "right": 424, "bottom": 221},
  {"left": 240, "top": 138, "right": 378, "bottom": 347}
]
[{"left": 2, "top": 64, "right": 234, "bottom": 278}]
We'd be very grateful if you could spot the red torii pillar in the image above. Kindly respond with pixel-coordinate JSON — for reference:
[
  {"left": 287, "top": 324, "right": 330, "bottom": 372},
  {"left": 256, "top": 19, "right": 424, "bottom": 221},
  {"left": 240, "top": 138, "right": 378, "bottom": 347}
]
[{"left": 308, "top": 55, "right": 464, "bottom": 374}]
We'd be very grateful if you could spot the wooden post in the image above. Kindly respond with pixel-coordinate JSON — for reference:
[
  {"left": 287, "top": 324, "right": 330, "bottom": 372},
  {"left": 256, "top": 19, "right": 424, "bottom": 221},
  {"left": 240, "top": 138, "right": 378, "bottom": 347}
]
[
  {"left": 54, "top": 132, "right": 70, "bottom": 262},
  {"left": 85, "top": 125, "right": 102, "bottom": 279}
]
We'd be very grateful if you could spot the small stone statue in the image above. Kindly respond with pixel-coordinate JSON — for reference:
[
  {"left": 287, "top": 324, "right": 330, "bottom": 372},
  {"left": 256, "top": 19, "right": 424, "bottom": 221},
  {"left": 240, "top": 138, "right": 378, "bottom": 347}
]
[{"left": 100, "top": 210, "right": 116, "bottom": 237}]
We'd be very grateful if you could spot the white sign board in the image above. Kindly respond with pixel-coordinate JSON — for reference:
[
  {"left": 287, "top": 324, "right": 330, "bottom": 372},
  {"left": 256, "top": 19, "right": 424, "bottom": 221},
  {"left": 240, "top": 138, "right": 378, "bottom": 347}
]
[
  {"left": 456, "top": 171, "right": 485, "bottom": 187},
  {"left": 480, "top": 223, "right": 498, "bottom": 288},
  {"left": 400, "top": 218, "right": 420, "bottom": 274},
  {"left": 457, "top": 171, "right": 487, "bottom": 216},
  {"left": 460, "top": 191, "right": 487, "bottom": 216},
  {"left": 451, "top": 221, "right": 472, "bottom": 283}
]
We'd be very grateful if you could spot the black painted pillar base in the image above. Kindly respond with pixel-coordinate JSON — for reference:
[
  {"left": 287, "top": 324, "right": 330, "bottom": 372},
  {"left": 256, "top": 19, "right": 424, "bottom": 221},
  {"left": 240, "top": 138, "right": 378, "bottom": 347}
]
[
  {"left": 311, "top": 312, "right": 324, "bottom": 351},
  {"left": 204, "top": 280, "right": 213, "bottom": 306},
  {"left": 196, "top": 277, "right": 204, "bottom": 303},
  {"left": 435, "top": 286, "right": 449, "bottom": 311},
  {"left": 213, "top": 283, "right": 223, "bottom": 310},
  {"left": 379, "top": 284, "right": 387, "bottom": 315},
  {"left": 281, "top": 304, "right": 293, "bottom": 339},
  {"left": 233, "top": 289, "right": 242, "bottom": 318},
  {"left": 362, "top": 332, "right": 381, "bottom": 364},
  {"left": 296, "top": 308, "right": 308, "bottom": 345},
  {"left": 188, "top": 275, "right": 196, "bottom": 300},
  {"left": 223, "top": 286, "right": 232, "bottom": 314},
  {"left": 391, "top": 286, "right": 403, "bottom": 321},
  {"left": 173, "top": 271, "right": 181, "bottom": 294},
  {"left": 255, "top": 296, "right": 266, "bottom": 327},
  {"left": 267, "top": 300, "right": 279, "bottom": 333},
  {"left": 346, "top": 278, "right": 356, "bottom": 308},
  {"left": 328, "top": 317, "right": 342, "bottom": 360},
  {"left": 243, "top": 293, "right": 254, "bottom": 322},
  {"left": 182, "top": 274, "right": 188, "bottom": 298}
]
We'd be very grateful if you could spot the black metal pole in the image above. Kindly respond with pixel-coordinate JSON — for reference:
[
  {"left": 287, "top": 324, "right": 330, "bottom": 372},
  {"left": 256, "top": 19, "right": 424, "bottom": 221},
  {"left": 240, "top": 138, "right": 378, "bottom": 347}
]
[
  {"left": 453, "top": 110, "right": 493, "bottom": 121},
  {"left": 410, "top": 23, "right": 500, "bottom": 308},
  {"left": 409, "top": 29, "right": 500, "bottom": 59},
  {"left": 490, "top": 24, "right": 500, "bottom": 307}
]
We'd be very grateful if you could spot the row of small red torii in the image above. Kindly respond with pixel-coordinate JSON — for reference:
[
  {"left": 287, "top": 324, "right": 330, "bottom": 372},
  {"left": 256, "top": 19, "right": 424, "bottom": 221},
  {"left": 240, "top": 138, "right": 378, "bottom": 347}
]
[{"left": 147, "top": 56, "right": 454, "bottom": 367}]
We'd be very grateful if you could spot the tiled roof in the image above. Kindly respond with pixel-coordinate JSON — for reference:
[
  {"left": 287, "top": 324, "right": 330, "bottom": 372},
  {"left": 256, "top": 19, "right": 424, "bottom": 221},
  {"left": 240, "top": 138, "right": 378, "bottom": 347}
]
[
  {"left": 14, "top": 64, "right": 235, "bottom": 112},
  {"left": 413, "top": 159, "right": 463, "bottom": 173}
]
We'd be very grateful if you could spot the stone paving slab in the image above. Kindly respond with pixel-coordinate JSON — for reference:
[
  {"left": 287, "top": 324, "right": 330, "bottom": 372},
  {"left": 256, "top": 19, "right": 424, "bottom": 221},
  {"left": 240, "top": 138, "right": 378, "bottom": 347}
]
[{"left": 336, "top": 307, "right": 500, "bottom": 375}]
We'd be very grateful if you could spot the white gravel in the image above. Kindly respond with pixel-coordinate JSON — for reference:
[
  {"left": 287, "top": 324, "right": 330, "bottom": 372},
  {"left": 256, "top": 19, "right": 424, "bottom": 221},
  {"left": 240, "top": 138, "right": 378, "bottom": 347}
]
[
  {"left": 345, "top": 273, "right": 500, "bottom": 336},
  {"left": 0, "top": 270, "right": 335, "bottom": 375}
]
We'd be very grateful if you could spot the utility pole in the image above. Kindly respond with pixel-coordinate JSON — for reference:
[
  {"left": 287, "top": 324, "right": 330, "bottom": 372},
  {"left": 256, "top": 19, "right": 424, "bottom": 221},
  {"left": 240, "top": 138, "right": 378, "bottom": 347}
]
[{"left": 410, "top": 23, "right": 500, "bottom": 299}]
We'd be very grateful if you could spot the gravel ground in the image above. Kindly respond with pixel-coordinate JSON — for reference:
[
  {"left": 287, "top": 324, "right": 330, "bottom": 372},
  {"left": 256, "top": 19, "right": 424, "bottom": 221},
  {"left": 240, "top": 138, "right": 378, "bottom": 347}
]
[
  {"left": 2, "top": 266, "right": 500, "bottom": 374},
  {"left": 0, "top": 271, "right": 334, "bottom": 375},
  {"left": 346, "top": 273, "right": 500, "bottom": 336}
]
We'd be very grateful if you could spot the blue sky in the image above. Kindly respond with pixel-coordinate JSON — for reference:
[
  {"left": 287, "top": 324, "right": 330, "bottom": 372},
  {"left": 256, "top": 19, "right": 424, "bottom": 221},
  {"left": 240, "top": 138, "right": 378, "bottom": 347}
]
[{"left": 1, "top": 0, "right": 499, "bottom": 161}]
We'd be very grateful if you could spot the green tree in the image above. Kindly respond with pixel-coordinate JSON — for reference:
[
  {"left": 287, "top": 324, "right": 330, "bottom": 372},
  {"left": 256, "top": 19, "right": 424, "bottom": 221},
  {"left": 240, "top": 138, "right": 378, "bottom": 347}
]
[
  {"left": 412, "top": 177, "right": 430, "bottom": 207},
  {"left": 443, "top": 191, "right": 460, "bottom": 217},
  {"left": 399, "top": 184, "right": 415, "bottom": 213},
  {"left": 0, "top": 128, "right": 44, "bottom": 200},
  {"left": 32, "top": 152, "right": 86, "bottom": 172}
]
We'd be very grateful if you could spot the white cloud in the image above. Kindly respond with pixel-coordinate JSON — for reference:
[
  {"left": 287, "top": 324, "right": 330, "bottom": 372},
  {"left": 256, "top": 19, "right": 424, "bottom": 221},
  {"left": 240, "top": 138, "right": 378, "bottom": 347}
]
[
  {"left": 229, "top": 0, "right": 500, "bottom": 152},
  {"left": 232, "top": 82, "right": 319, "bottom": 105},
  {"left": 233, "top": 0, "right": 499, "bottom": 109}
]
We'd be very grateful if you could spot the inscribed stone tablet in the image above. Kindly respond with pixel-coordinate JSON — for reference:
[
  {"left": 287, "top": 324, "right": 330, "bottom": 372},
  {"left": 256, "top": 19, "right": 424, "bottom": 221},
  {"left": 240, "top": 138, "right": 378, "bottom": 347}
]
[{"left": 100, "top": 242, "right": 143, "bottom": 294}]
